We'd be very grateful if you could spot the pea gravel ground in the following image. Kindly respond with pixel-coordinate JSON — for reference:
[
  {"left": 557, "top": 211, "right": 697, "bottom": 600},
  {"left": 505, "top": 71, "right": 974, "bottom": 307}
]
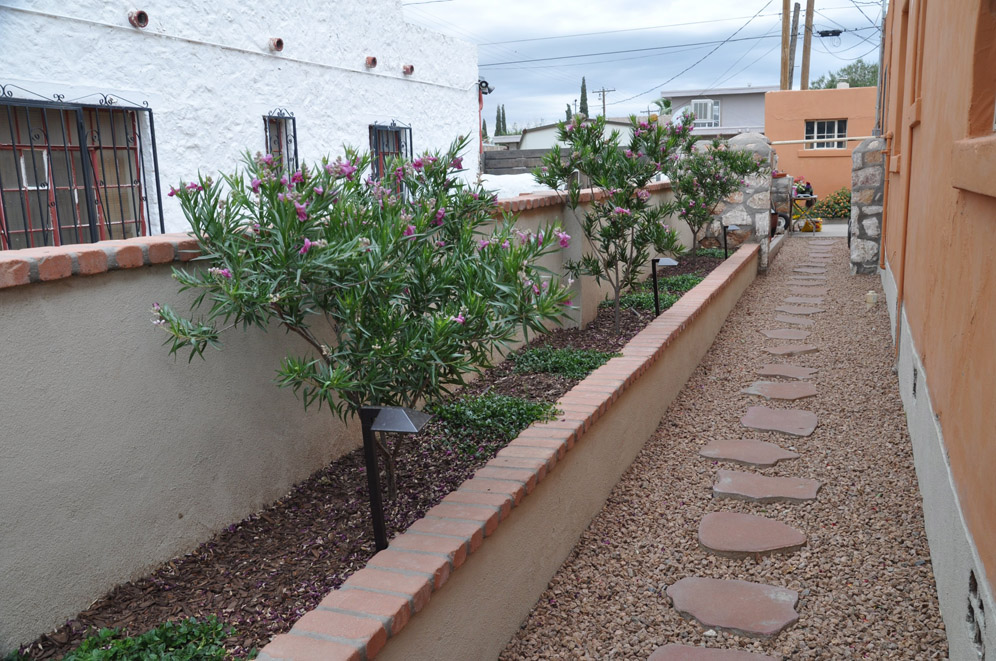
[{"left": 500, "top": 237, "right": 949, "bottom": 660}]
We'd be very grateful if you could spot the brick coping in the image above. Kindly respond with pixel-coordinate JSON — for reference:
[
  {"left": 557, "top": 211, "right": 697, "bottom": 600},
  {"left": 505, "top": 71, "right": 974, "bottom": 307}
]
[
  {"left": 0, "top": 183, "right": 672, "bottom": 291},
  {"left": 257, "top": 242, "right": 760, "bottom": 661}
]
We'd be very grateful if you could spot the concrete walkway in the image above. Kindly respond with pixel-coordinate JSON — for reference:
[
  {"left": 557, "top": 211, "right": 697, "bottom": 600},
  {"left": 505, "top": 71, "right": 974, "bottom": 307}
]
[{"left": 501, "top": 236, "right": 947, "bottom": 660}]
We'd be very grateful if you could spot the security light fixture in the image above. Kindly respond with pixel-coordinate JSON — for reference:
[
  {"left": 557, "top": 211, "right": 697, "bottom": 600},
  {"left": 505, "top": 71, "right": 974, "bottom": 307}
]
[
  {"left": 479, "top": 79, "right": 495, "bottom": 95},
  {"left": 359, "top": 405, "right": 433, "bottom": 550},
  {"left": 650, "top": 257, "right": 679, "bottom": 316}
]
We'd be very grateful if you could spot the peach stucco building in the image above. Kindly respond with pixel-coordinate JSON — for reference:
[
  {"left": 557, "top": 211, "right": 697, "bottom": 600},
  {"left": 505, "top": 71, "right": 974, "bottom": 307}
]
[
  {"left": 878, "top": 1, "right": 996, "bottom": 658},
  {"left": 764, "top": 86, "right": 877, "bottom": 198}
]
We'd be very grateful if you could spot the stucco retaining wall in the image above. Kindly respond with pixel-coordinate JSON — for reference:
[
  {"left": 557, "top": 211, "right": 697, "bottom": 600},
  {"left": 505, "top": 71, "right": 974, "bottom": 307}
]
[{"left": 256, "top": 243, "right": 760, "bottom": 661}]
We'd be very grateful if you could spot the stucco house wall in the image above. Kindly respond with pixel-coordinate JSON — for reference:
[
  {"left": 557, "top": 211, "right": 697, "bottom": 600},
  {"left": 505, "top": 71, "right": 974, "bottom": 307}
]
[
  {"left": 879, "top": 1, "right": 996, "bottom": 658},
  {"left": 518, "top": 120, "right": 633, "bottom": 150},
  {"left": 0, "top": 0, "right": 480, "bottom": 235},
  {"left": 764, "top": 86, "right": 876, "bottom": 196}
]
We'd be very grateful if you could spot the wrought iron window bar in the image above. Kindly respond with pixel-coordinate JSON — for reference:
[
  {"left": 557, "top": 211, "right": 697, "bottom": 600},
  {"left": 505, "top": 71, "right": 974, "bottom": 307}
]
[
  {"left": 263, "top": 108, "right": 298, "bottom": 173},
  {"left": 369, "top": 120, "right": 412, "bottom": 181}
]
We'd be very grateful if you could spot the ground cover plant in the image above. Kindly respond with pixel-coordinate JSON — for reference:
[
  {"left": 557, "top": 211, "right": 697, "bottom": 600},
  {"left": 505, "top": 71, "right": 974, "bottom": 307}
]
[
  {"left": 429, "top": 393, "right": 558, "bottom": 459},
  {"left": 512, "top": 346, "right": 618, "bottom": 380},
  {"left": 606, "top": 272, "right": 706, "bottom": 313}
]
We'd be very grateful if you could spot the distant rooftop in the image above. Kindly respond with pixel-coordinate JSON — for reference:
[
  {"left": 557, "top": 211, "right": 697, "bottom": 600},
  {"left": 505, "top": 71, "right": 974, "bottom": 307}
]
[{"left": 659, "top": 85, "right": 779, "bottom": 98}]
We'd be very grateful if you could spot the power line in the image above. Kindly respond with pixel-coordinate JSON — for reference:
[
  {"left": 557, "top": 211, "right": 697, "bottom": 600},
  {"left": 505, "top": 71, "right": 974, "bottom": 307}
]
[
  {"left": 848, "top": 0, "right": 880, "bottom": 29},
  {"left": 607, "top": 0, "right": 776, "bottom": 107}
]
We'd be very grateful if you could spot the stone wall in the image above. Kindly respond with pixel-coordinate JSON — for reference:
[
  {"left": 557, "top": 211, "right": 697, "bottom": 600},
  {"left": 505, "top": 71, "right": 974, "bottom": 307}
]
[
  {"left": 701, "top": 133, "right": 775, "bottom": 269},
  {"left": 850, "top": 137, "right": 886, "bottom": 274}
]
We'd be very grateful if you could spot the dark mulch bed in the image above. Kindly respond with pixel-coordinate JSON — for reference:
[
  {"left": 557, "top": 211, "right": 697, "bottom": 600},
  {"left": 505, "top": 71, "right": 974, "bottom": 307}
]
[{"left": 20, "top": 254, "right": 722, "bottom": 660}]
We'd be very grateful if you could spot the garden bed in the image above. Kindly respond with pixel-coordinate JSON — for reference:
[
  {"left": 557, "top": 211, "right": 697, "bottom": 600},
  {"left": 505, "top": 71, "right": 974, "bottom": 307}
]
[{"left": 16, "top": 254, "right": 724, "bottom": 660}]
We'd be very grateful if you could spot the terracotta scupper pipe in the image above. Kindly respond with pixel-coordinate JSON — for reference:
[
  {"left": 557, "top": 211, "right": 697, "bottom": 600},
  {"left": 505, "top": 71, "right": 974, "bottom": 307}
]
[
  {"left": 128, "top": 10, "right": 149, "bottom": 28},
  {"left": 365, "top": 56, "right": 378, "bottom": 68},
  {"left": 269, "top": 37, "right": 284, "bottom": 52}
]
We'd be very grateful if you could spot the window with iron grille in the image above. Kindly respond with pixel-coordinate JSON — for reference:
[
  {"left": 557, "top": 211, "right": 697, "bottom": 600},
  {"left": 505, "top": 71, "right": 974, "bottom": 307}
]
[
  {"left": 805, "top": 119, "right": 848, "bottom": 149},
  {"left": 369, "top": 121, "right": 412, "bottom": 180},
  {"left": 0, "top": 95, "right": 163, "bottom": 251},
  {"left": 263, "top": 108, "right": 298, "bottom": 172},
  {"left": 690, "top": 99, "right": 721, "bottom": 128}
]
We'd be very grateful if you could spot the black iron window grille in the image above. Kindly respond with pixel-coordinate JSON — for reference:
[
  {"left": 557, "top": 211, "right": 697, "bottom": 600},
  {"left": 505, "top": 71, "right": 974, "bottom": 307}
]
[
  {"left": 0, "top": 85, "right": 164, "bottom": 251},
  {"left": 263, "top": 108, "right": 298, "bottom": 173},
  {"left": 369, "top": 121, "right": 412, "bottom": 181}
]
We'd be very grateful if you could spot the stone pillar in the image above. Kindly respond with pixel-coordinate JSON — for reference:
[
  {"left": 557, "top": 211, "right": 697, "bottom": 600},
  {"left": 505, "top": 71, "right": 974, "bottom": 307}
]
[{"left": 850, "top": 137, "right": 886, "bottom": 274}]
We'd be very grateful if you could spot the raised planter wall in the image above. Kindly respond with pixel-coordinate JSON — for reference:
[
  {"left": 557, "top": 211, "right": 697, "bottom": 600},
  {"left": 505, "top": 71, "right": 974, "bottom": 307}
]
[{"left": 257, "top": 243, "right": 760, "bottom": 661}]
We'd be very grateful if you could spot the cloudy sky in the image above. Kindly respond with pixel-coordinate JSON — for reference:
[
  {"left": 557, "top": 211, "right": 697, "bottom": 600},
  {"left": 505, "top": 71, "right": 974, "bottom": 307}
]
[{"left": 402, "top": 0, "right": 885, "bottom": 131}]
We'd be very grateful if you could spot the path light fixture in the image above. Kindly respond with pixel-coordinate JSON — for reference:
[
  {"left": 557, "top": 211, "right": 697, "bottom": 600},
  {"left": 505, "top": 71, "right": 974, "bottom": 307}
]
[
  {"left": 359, "top": 405, "right": 433, "bottom": 550},
  {"left": 723, "top": 224, "right": 740, "bottom": 259},
  {"left": 651, "top": 256, "right": 679, "bottom": 316}
]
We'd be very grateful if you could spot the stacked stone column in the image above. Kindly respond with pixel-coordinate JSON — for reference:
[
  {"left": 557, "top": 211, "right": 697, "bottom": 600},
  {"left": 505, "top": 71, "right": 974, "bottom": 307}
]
[{"left": 850, "top": 137, "right": 886, "bottom": 274}]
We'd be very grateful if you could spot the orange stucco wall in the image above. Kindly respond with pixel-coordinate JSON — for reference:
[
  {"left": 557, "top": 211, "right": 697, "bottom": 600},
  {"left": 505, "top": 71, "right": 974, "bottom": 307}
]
[
  {"left": 764, "top": 87, "right": 877, "bottom": 199},
  {"left": 882, "top": 0, "right": 996, "bottom": 588}
]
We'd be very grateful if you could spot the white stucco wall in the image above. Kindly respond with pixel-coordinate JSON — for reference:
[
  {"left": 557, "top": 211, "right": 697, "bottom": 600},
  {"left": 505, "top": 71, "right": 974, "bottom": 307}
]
[
  {"left": 518, "top": 121, "right": 634, "bottom": 150},
  {"left": 0, "top": 0, "right": 480, "bottom": 234}
]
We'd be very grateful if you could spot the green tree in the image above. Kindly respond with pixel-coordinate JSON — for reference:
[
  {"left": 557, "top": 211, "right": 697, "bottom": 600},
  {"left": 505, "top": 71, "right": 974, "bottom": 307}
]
[
  {"left": 501, "top": 105, "right": 508, "bottom": 135},
  {"left": 565, "top": 104, "right": 572, "bottom": 122},
  {"left": 495, "top": 106, "right": 502, "bottom": 136},
  {"left": 482, "top": 118, "right": 489, "bottom": 141},
  {"left": 811, "top": 58, "right": 879, "bottom": 89},
  {"left": 155, "top": 137, "right": 572, "bottom": 496},
  {"left": 534, "top": 101, "right": 689, "bottom": 333},
  {"left": 579, "top": 77, "right": 589, "bottom": 117}
]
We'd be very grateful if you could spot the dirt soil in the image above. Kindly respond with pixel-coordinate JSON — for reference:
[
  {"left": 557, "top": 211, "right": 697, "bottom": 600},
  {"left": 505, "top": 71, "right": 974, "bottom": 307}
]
[{"left": 17, "top": 256, "right": 721, "bottom": 659}]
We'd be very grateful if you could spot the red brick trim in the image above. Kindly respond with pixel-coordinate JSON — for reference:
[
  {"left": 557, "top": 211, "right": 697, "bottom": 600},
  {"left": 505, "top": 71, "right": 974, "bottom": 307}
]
[
  {"left": 0, "top": 234, "right": 200, "bottom": 290},
  {"left": 255, "top": 241, "right": 759, "bottom": 661}
]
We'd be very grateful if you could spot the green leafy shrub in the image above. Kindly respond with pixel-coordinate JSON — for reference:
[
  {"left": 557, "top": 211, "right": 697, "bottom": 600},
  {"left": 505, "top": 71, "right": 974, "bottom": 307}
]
[
  {"left": 512, "top": 346, "right": 618, "bottom": 380},
  {"left": 810, "top": 187, "right": 851, "bottom": 219},
  {"left": 694, "top": 247, "right": 726, "bottom": 259},
  {"left": 429, "top": 394, "right": 557, "bottom": 457},
  {"left": 61, "top": 617, "right": 230, "bottom": 661},
  {"left": 655, "top": 273, "right": 704, "bottom": 293},
  {"left": 611, "top": 290, "right": 680, "bottom": 312}
]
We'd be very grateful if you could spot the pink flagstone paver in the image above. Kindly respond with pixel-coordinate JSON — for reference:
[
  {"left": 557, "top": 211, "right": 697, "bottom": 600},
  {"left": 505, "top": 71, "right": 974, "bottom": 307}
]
[
  {"left": 774, "top": 305, "right": 824, "bottom": 315},
  {"left": 699, "top": 439, "right": 800, "bottom": 467},
  {"left": 698, "top": 512, "right": 807, "bottom": 557},
  {"left": 741, "top": 380, "right": 817, "bottom": 401},
  {"left": 793, "top": 267, "right": 827, "bottom": 274},
  {"left": 786, "top": 276, "right": 827, "bottom": 282},
  {"left": 783, "top": 296, "right": 824, "bottom": 304},
  {"left": 788, "top": 286, "right": 828, "bottom": 295},
  {"left": 667, "top": 577, "right": 800, "bottom": 638},
  {"left": 760, "top": 328, "right": 811, "bottom": 340},
  {"left": 713, "top": 469, "right": 822, "bottom": 503},
  {"left": 797, "top": 263, "right": 829, "bottom": 269},
  {"left": 648, "top": 644, "right": 780, "bottom": 660},
  {"left": 757, "top": 363, "right": 817, "bottom": 380},
  {"left": 741, "top": 406, "right": 818, "bottom": 436},
  {"left": 776, "top": 314, "right": 816, "bottom": 327},
  {"left": 764, "top": 344, "right": 819, "bottom": 356}
]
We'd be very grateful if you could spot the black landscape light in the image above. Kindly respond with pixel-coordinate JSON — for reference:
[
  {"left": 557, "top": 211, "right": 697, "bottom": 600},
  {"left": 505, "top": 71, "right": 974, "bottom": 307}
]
[
  {"left": 722, "top": 224, "right": 740, "bottom": 259},
  {"left": 651, "top": 256, "right": 679, "bottom": 316},
  {"left": 359, "top": 405, "right": 433, "bottom": 550}
]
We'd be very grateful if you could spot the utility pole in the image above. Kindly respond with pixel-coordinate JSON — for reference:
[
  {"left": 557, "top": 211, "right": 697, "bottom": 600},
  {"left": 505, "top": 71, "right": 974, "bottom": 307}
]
[
  {"left": 788, "top": 2, "right": 801, "bottom": 89},
  {"left": 800, "top": 0, "right": 815, "bottom": 89},
  {"left": 595, "top": 87, "right": 615, "bottom": 117},
  {"left": 780, "top": 0, "right": 791, "bottom": 89}
]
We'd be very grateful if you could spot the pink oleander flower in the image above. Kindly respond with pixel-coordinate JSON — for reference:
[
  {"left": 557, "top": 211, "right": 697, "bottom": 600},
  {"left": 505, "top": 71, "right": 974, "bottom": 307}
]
[
  {"left": 152, "top": 302, "right": 161, "bottom": 312},
  {"left": 555, "top": 230, "right": 571, "bottom": 248},
  {"left": 339, "top": 162, "right": 358, "bottom": 180},
  {"left": 478, "top": 238, "right": 491, "bottom": 250},
  {"left": 636, "top": 189, "right": 651, "bottom": 202},
  {"left": 451, "top": 156, "right": 463, "bottom": 170},
  {"left": 208, "top": 267, "right": 232, "bottom": 279},
  {"left": 186, "top": 182, "right": 203, "bottom": 192},
  {"left": 277, "top": 193, "right": 286, "bottom": 202},
  {"left": 565, "top": 123, "right": 575, "bottom": 132},
  {"left": 294, "top": 201, "right": 308, "bottom": 220},
  {"left": 563, "top": 299, "right": 572, "bottom": 306},
  {"left": 299, "top": 238, "right": 313, "bottom": 255},
  {"left": 435, "top": 240, "right": 446, "bottom": 247},
  {"left": 639, "top": 121, "right": 650, "bottom": 129},
  {"left": 262, "top": 154, "right": 275, "bottom": 166},
  {"left": 613, "top": 206, "right": 631, "bottom": 215},
  {"left": 501, "top": 239, "right": 510, "bottom": 250},
  {"left": 625, "top": 150, "right": 634, "bottom": 158},
  {"left": 403, "top": 224, "right": 416, "bottom": 237},
  {"left": 251, "top": 178, "right": 262, "bottom": 194},
  {"left": 167, "top": 186, "right": 179, "bottom": 197},
  {"left": 451, "top": 313, "right": 465, "bottom": 324},
  {"left": 471, "top": 192, "right": 479, "bottom": 199},
  {"left": 313, "top": 186, "right": 324, "bottom": 196},
  {"left": 279, "top": 174, "right": 289, "bottom": 188},
  {"left": 435, "top": 207, "right": 446, "bottom": 224},
  {"left": 291, "top": 170, "right": 304, "bottom": 184},
  {"left": 412, "top": 158, "right": 424, "bottom": 171}
]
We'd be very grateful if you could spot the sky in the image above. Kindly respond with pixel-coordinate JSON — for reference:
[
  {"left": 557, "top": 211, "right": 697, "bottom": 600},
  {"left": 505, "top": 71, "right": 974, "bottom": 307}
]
[{"left": 402, "top": 0, "right": 886, "bottom": 132}]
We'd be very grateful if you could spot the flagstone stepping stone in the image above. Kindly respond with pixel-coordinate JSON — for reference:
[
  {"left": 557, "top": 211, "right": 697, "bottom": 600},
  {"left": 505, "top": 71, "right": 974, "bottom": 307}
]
[
  {"left": 797, "top": 263, "right": 829, "bottom": 268},
  {"left": 742, "top": 380, "right": 817, "bottom": 401},
  {"left": 699, "top": 439, "right": 800, "bottom": 467},
  {"left": 786, "top": 275, "right": 827, "bottom": 281},
  {"left": 649, "top": 644, "right": 781, "bottom": 660},
  {"left": 788, "top": 286, "right": 827, "bottom": 294},
  {"left": 698, "top": 512, "right": 807, "bottom": 557},
  {"left": 667, "top": 577, "right": 800, "bottom": 638},
  {"left": 741, "top": 406, "right": 818, "bottom": 437},
  {"left": 793, "top": 267, "right": 826, "bottom": 274},
  {"left": 775, "top": 305, "right": 824, "bottom": 315},
  {"left": 783, "top": 296, "right": 823, "bottom": 304},
  {"left": 786, "top": 280, "right": 827, "bottom": 287},
  {"left": 713, "top": 469, "right": 822, "bottom": 502},
  {"left": 757, "top": 363, "right": 817, "bottom": 380},
  {"left": 764, "top": 344, "right": 819, "bottom": 356},
  {"left": 760, "top": 328, "right": 811, "bottom": 340},
  {"left": 775, "top": 314, "right": 815, "bottom": 327}
]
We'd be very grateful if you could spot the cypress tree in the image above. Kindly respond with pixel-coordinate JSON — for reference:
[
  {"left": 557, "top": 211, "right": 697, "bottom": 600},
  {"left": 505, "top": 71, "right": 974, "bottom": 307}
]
[
  {"left": 501, "top": 105, "right": 507, "bottom": 135},
  {"left": 579, "top": 77, "right": 589, "bottom": 117},
  {"left": 482, "top": 118, "right": 489, "bottom": 141},
  {"left": 495, "top": 106, "right": 502, "bottom": 136},
  {"left": 565, "top": 104, "right": 572, "bottom": 121}
]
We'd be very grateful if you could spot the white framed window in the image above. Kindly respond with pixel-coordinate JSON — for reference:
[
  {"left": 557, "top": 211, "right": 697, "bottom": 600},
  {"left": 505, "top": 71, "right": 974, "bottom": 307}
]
[
  {"left": 691, "top": 99, "right": 720, "bottom": 128},
  {"left": 805, "top": 119, "right": 848, "bottom": 149}
]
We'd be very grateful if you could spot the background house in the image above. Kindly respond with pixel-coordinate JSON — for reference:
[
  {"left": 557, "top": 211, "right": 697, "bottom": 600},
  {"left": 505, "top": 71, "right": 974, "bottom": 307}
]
[
  {"left": 878, "top": 2, "right": 996, "bottom": 658},
  {"left": 518, "top": 118, "right": 633, "bottom": 150},
  {"left": 0, "top": 0, "right": 479, "bottom": 250},
  {"left": 764, "top": 86, "right": 876, "bottom": 197},
  {"left": 662, "top": 85, "right": 775, "bottom": 139}
]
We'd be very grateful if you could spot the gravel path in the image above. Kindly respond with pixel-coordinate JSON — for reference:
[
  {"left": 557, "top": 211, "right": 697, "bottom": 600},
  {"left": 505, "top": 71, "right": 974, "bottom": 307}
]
[{"left": 500, "top": 237, "right": 948, "bottom": 660}]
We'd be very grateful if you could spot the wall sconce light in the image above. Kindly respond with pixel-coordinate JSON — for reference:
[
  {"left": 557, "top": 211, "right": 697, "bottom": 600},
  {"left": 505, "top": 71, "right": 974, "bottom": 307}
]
[
  {"left": 269, "top": 37, "right": 284, "bottom": 52},
  {"left": 366, "top": 56, "right": 378, "bottom": 68},
  {"left": 402, "top": 64, "right": 415, "bottom": 76},
  {"left": 128, "top": 10, "right": 149, "bottom": 28}
]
